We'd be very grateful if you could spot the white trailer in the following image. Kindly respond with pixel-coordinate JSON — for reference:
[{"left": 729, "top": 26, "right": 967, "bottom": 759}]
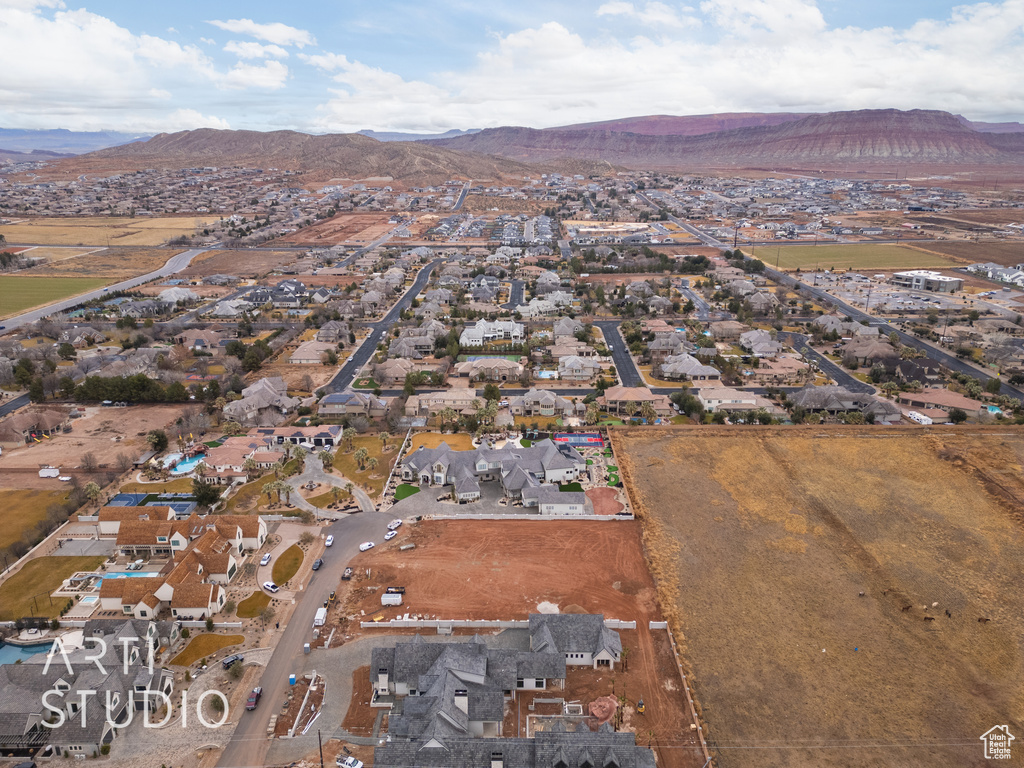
[
  {"left": 38, "top": 466, "right": 60, "bottom": 478},
  {"left": 313, "top": 607, "right": 327, "bottom": 627},
  {"left": 381, "top": 593, "right": 403, "bottom": 607}
]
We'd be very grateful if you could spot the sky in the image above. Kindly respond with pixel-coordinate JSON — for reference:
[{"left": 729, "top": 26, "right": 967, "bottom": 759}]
[{"left": 1, "top": 0, "right": 1023, "bottom": 135}]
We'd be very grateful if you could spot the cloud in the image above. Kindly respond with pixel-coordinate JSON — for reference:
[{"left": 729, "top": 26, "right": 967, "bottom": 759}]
[
  {"left": 220, "top": 60, "right": 289, "bottom": 90},
  {"left": 163, "top": 109, "right": 231, "bottom": 131},
  {"left": 207, "top": 18, "right": 315, "bottom": 48},
  {"left": 597, "top": 1, "right": 697, "bottom": 28},
  {"left": 307, "top": 1, "right": 1024, "bottom": 132},
  {"left": 224, "top": 40, "right": 289, "bottom": 59}
]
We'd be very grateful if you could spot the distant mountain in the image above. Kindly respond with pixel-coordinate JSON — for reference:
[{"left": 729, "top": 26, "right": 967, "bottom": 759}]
[
  {"left": 0, "top": 147, "right": 75, "bottom": 163},
  {"left": 358, "top": 128, "right": 481, "bottom": 142},
  {"left": 955, "top": 116, "right": 1024, "bottom": 134},
  {"left": 426, "top": 109, "right": 1024, "bottom": 170},
  {"left": 549, "top": 112, "right": 812, "bottom": 136},
  {"left": 71, "top": 128, "right": 545, "bottom": 183},
  {"left": 0, "top": 128, "right": 150, "bottom": 154}
]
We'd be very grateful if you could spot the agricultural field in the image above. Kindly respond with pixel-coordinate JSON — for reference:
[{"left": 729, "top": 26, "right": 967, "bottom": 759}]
[
  {"left": 274, "top": 212, "right": 408, "bottom": 246},
  {"left": 21, "top": 247, "right": 181, "bottom": 280},
  {"left": 350, "top": 518, "right": 704, "bottom": 768},
  {"left": 740, "top": 243, "right": 962, "bottom": 272},
  {"left": 912, "top": 241, "right": 1024, "bottom": 268},
  {"left": 182, "top": 248, "right": 296, "bottom": 278},
  {"left": 0, "top": 216, "right": 217, "bottom": 246},
  {"left": 0, "top": 275, "right": 110, "bottom": 318},
  {"left": 0, "top": 489, "right": 70, "bottom": 552},
  {"left": 616, "top": 426, "right": 1024, "bottom": 768}
]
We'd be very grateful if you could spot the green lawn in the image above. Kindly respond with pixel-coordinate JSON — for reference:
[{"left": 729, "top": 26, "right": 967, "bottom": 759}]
[
  {"left": 559, "top": 482, "right": 584, "bottom": 493},
  {"left": 226, "top": 458, "right": 300, "bottom": 512},
  {"left": 236, "top": 590, "right": 271, "bottom": 618},
  {"left": 0, "top": 489, "right": 69, "bottom": 552},
  {"left": 352, "top": 377, "right": 380, "bottom": 389},
  {"left": 586, "top": 459, "right": 594, "bottom": 465},
  {"left": 168, "top": 634, "right": 244, "bottom": 667},
  {"left": 0, "top": 276, "right": 112, "bottom": 319},
  {"left": 608, "top": 475, "right": 620, "bottom": 486},
  {"left": 333, "top": 435, "right": 397, "bottom": 497},
  {"left": 607, "top": 465, "right": 619, "bottom": 472},
  {"left": 395, "top": 484, "right": 421, "bottom": 501},
  {"left": 520, "top": 439, "right": 533, "bottom": 448},
  {"left": 120, "top": 478, "right": 196, "bottom": 494},
  {"left": 272, "top": 544, "right": 303, "bottom": 585},
  {"left": 740, "top": 244, "right": 960, "bottom": 272},
  {"left": 0, "top": 556, "right": 105, "bottom": 620}
]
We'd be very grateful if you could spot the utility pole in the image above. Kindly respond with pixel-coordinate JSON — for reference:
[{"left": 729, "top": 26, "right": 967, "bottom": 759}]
[{"left": 318, "top": 729, "right": 324, "bottom": 768}]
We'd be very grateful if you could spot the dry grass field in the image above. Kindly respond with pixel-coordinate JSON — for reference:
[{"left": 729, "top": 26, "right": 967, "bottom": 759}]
[
  {"left": 913, "top": 241, "right": 1024, "bottom": 268},
  {"left": 0, "top": 489, "right": 70, "bottom": 551},
  {"left": 740, "top": 243, "right": 962, "bottom": 272},
  {"left": 274, "top": 212, "right": 395, "bottom": 246},
  {"left": 21, "top": 247, "right": 181, "bottom": 280},
  {"left": 0, "top": 216, "right": 217, "bottom": 246},
  {"left": 616, "top": 426, "right": 1024, "bottom": 768},
  {"left": 182, "top": 248, "right": 296, "bottom": 277}
]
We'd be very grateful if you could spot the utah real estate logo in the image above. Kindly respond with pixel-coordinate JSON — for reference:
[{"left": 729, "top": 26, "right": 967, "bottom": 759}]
[{"left": 980, "top": 726, "right": 1015, "bottom": 760}]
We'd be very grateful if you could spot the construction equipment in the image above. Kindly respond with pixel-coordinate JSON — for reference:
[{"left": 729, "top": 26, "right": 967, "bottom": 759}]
[{"left": 636, "top": 698, "right": 645, "bottom": 715}]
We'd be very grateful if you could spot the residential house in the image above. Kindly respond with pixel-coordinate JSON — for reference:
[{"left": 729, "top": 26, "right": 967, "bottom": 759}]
[
  {"left": 896, "top": 389, "right": 986, "bottom": 418},
  {"left": 558, "top": 355, "right": 601, "bottom": 381},
  {"left": 647, "top": 332, "right": 685, "bottom": 364},
  {"left": 314, "top": 320, "right": 351, "bottom": 344},
  {"left": 894, "top": 358, "right": 944, "bottom": 387},
  {"left": 746, "top": 356, "right": 809, "bottom": 385},
  {"left": 597, "top": 386, "right": 672, "bottom": 417},
  {"left": 460, "top": 320, "right": 526, "bottom": 347},
  {"left": 508, "top": 388, "right": 580, "bottom": 419},
  {"left": 222, "top": 378, "right": 301, "bottom": 427},
  {"left": 318, "top": 392, "right": 388, "bottom": 418},
  {"left": 739, "top": 329, "right": 784, "bottom": 358},
  {"left": 746, "top": 291, "right": 781, "bottom": 315},
  {"left": 789, "top": 385, "right": 902, "bottom": 423},
  {"left": 405, "top": 389, "right": 481, "bottom": 418},
  {"left": 454, "top": 357, "right": 525, "bottom": 382},
  {"left": 696, "top": 387, "right": 759, "bottom": 413},
  {"left": 290, "top": 340, "right": 337, "bottom": 365},
  {"left": 552, "top": 317, "right": 584, "bottom": 343},
  {"left": 710, "top": 320, "right": 749, "bottom": 341},
  {"left": 658, "top": 354, "right": 720, "bottom": 382}
]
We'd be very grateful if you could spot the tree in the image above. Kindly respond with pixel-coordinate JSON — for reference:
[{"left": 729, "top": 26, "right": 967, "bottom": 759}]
[
  {"left": 345, "top": 482, "right": 354, "bottom": 502},
  {"left": 482, "top": 383, "right": 501, "bottom": 402},
  {"left": 330, "top": 485, "right": 342, "bottom": 507},
  {"left": 985, "top": 376, "right": 1003, "bottom": 395},
  {"left": 147, "top": 429, "right": 168, "bottom": 452},
  {"left": 191, "top": 478, "right": 222, "bottom": 508},
  {"left": 28, "top": 378, "right": 45, "bottom": 402},
  {"left": 318, "top": 449, "right": 334, "bottom": 470},
  {"left": 259, "top": 605, "right": 276, "bottom": 630},
  {"left": 83, "top": 482, "right": 101, "bottom": 506},
  {"left": 949, "top": 408, "right": 968, "bottom": 424},
  {"left": 116, "top": 452, "right": 134, "bottom": 473},
  {"left": 367, "top": 456, "right": 378, "bottom": 474},
  {"left": 378, "top": 431, "right": 390, "bottom": 451},
  {"left": 354, "top": 447, "right": 369, "bottom": 470},
  {"left": 243, "top": 457, "right": 259, "bottom": 479},
  {"left": 57, "top": 342, "right": 76, "bottom": 360},
  {"left": 342, "top": 428, "right": 357, "bottom": 451},
  {"left": 585, "top": 403, "right": 601, "bottom": 425},
  {"left": 81, "top": 451, "right": 98, "bottom": 472}
]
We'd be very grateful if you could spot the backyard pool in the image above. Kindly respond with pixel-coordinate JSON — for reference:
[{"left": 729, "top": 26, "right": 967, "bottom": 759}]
[
  {"left": 79, "top": 596, "right": 98, "bottom": 604},
  {"left": 0, "top": 642, "right": 51, "bottom": 665}
]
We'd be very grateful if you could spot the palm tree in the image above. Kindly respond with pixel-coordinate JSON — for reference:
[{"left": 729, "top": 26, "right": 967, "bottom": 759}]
[
  {"left": 625, "top": 401, "right": 641, "bottom": 421},
  {"left": 318, "top": 449, "right": 334, "bottom": 470},
  {"left": 342, "top": 428, "right": 357, "bottom": 451},
  {"left": 243, "top": 457, "right": 258, "bottom": 479},
  {"left": 330, "top": 485, "right": 342, "bottom": 507},
  {"left": 83, "top": 481, "right": 101, "bottom": 507},
  {"left": 367, "top": 456, "right": 379, "bottom": 474},
  {"left": 639, "top": 401, "right": 657, "bottom": 424},
  {"left": 585, "top": 403, "right": 601, "bottom": 425},
  {"left": 880, "top": 381, "right": 899, "bottom": 399},
  {"left": 292, "top": 445, "right": 307, "bottom": 466},
  {"left": 354, "top": 447, "right": 369, "bottom": 470},
  {"left": 194, "top": 461, "right": 209, "bottom": 481},
  {"left": 345, "top": 482, "right": 354, "bottom": 503},
  {"left": 378, "top": 431, "right": 390, "bottom": 452}
]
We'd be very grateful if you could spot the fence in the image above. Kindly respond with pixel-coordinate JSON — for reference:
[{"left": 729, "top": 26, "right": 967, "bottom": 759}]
[
  {"left": 423, "top": 513, "right": 634, "bottom": 522},
  {"left": 360, "top": 618, "right": 636, "bottom": 630},
  {"left": 0, "top": 519, "right": 73, "bottom": 589},
  {"left": 664, "top": 624, "right": 712, "bottom": 766}
]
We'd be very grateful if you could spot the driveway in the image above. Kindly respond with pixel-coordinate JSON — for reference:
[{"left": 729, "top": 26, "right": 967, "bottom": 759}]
[{"left": 290, "top": 454, "right": 376, "bottom": 515}]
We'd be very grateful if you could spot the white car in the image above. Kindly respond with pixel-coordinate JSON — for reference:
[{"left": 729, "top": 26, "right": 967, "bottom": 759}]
[
  {"left": 58, "top": 476, "right": 72, "bottom": 482},
  {"left": 337, "top": 756, "right": 363, "bottom": 768},
  {"left": 262, "top": 582, "right": 280, "bottom": 593},
  {"left": 359, "top": 541, "right": 375, "bottom": 552},
  {"left": 325, "top": 535, "right": 334, "bottom": 547},
  {"left": 260, "top": 553, "right": 271, "bottom": 566},
  {"left": 384, "top": 530, "right": 397, "bottom": 541},
  {"left": 387, "top": 519, "right": 403, "bottom": 531}
]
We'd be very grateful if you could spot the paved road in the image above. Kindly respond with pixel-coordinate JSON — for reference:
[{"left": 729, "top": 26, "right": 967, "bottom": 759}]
[
  {"left": 502, "top": 279, "right": 525, "bottom": 310},
  {"left": 769, "top": 266, "right": 1024, "bottom": 399},
  {"left": 216, "top": 513, "right": 393, "bottom": 768},
  {"left": 0, "top": 393, "right": 29, "bottom": 418},
  {"left": 681, "top": 287, "right": 711, "bottom": 321},
  {"left": 338, "top": 221, "right": 412, "bottom": 268},
  {"left": 324, "top": 259, "right": 441, "bottom": 393},
  {"left": 452, "top": 182, "right": 470, "bottom": 212},
  {"left": 557, "top": 239, "right": 572, "bottom": 260},
  {"left": 778, "top": 332, "right": 875, "bottom": 394},
  {"left": 1, "top": 248, "right": 211, "bottom": 331},
  {"left": 637, "top": 193, "right": 727, "bottom": 248},
  {"left": 593, "top": 320, "right": 642, "bottom": 387}
]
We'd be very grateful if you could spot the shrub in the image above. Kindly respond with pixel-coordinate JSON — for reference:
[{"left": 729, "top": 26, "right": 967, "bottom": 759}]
[
  {"left": 181, "top": 628, "right": 190, "bottom": 639},
  {"left": 205, "top": 617, "right": 214, "bottom": 632}
]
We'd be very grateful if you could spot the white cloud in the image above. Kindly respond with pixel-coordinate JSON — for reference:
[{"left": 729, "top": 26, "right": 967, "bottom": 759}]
[
  {"left": 163, "top": 109, "right": 231, "bottom": 131},
  {"left": 308, "top": 1, "right": 1024, "bottom": 132},
  {"left": 597, "top": 1, "right": 697, "bottom": 28},
  {"left": 207, "top": 18, "right": 315, "bottom": 48},
  {"left": 224, "top": 40, "right": 289, "bottom": 59},
  {"left": 0, "top": 0, "right": 64, "bottom": 9},
  {"left": 220, "top": 60, "right": 289, "bottom": 90}
]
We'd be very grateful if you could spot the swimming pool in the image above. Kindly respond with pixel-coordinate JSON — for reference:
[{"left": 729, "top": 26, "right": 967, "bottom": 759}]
[
  {"left": 0, "top": 642, "right": 51, "bottom": 665},
  {"left": 101, "top": 571, "right": 159, "bottom": 580},
  {"left": 170, "top": 454, "right": 205, "bottom": 475},
  {"left": 80, "top": 595, "right": 98, "bottom": 604}
]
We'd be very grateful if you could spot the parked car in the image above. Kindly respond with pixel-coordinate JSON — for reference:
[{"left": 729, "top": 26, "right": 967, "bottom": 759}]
[
  {"left": 312, "top": 558, "right": 323, "bottom": 571},
  {"left": 246, "top": 687, "right": 262, "bottom": 710},
  {"left": 263, "top": 581, "right": 279, "bottom": 593},
  {"left": 341, "top": 568, "right": 354, "bottom": 581},
  {"left": 325, "top": 535, "right": 334, "bottom": 547},
  {"left": 385, "top": 586, "right": 405, "bottom": 594},
  {"left": 387, "top": 519, "right": 403, "bottom": 531},
  {"left": 359, "top": 541, "right": 375, "bottom": 551},
  {"left": 221, "top": 654, "right": 244, "bottom": 669},
  {"left": 384, "top": 530, "right": 397, "bottom": 541},
  {"left": 260, "top": 553, "right": 271, "bottom": 566},
  {"left": 337, "top": 756, "right": 363, "bottom": 768}
]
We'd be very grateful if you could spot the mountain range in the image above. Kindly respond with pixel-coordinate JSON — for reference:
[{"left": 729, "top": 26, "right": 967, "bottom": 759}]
[{"left": 42, "top": 109, "right": 1024, "bottom": 182}]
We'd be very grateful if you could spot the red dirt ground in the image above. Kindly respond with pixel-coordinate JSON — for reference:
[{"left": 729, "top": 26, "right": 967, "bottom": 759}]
[
  {"left": 275, "top": 213, "right": 394, "bottom": 246},
  {"left": 587, "top": 487, "right": 624, "bottom": 516},
  {"left": 348, "top": 519, "right": 703, "bottom": 768}
]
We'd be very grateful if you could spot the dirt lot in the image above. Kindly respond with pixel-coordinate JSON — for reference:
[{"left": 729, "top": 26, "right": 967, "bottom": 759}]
[
  {"left": 20, "top": 247, "right": 182, "bottom": 280},
  {"left": 615, "top": 426, "right": 1024, "bottom": 768},
  {"left": 0, "top": 404, "right": 184, "bottom": 483},
  {"left": 346, "top": 519, "right": 703, "bottom": 768},
  {"left": 913, "top": 240, "right": 1024, "bottom": 267},
  {"left": 586, "top": 486, "right": 624, "bottom": 515},
  {"left": 275, "top": 212, "right": 396, "bottom": 246},
  {"left": 181, "top": 249, "right": 298, "bottom": 278}
]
